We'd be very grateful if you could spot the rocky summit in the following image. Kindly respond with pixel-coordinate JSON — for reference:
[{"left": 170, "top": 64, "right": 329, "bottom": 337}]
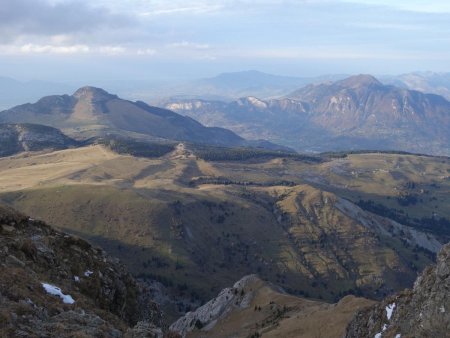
[
  {"left": 345, "top": 242, "right": 450, "bottom": 337},
  {"left": 0, "top": 204, "right": 165, "bottom": 337}
]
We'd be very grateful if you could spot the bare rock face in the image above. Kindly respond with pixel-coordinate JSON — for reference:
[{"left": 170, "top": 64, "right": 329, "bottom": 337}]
[
  {"left": 0, "top": 204, "right": 164, "bottom": 337},
  {"left": 345, "top": 243, "right": 450, "bottom": 337},
  {"left": 169, "top": 275, "right": 261, "bottom": 337}
]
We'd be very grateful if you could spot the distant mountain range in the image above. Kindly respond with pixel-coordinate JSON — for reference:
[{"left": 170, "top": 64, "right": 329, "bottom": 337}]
[
  {"left": 383, "top": 71, "right": 450, "bottom": 101},
  {"left": 149, "top": 70, "right": 450, "bottom": 104},
  {"left": 2, "top": 70, "right": 450, "bottom": 110},
  {"left": 148, "top": 70, "right": 348, "bottom": 103},
  {"left": 0, "top": 86, "right": 287, "bottom": 150},
  {"left": 166, "top": 74, "right": 450, "bottom": 155},
  {"left": 2, "top": 73, "right": 449, "bottom": 155},
  {"left": 168, "top": 70, "right": 347, "bottom": 100}
]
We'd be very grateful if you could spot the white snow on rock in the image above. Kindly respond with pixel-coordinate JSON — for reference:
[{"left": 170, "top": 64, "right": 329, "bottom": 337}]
[
  {"left": 374, "top": 333, "right": 382, "bottom": 338},
  {"left": 386, "top": 303, "right": 396, "bottom": 320},
  {"left": 84, "top": 270, "right": 94, "bottom": 277},
  {"left": 41, "top": 283, "right": 75, "bottom": 304},
  {"left": 395, "top": 334, "right": 401, "bottom": 338},
  {"left": 74, "top": 276, "right": 80, "bottom": 282}
]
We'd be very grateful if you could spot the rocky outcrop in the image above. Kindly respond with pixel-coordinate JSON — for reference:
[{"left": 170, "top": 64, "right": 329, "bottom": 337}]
[
  {"left": 169, "top": 275, "right": 261, "bottom": 337},
  {"left": 170, "top": 274, "right": 375, "bottom": 338},
  {"left": 0, "top": 204, "right": 164, "bottom": 337},
  {"left": 345, "top": 243, "right": 450, "bottom": 337}
]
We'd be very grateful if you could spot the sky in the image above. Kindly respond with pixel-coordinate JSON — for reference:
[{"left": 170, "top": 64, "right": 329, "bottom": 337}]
[{"left": 0, "top": 0, "right": 449, "bottom": 82}]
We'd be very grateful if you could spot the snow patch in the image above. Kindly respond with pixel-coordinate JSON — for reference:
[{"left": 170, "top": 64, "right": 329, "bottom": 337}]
[
  {"left": 374, "top": 333, "right": 382, "bottom": 338},
  {"left": 84, "top": 270, "right": 94, "bottom": 277},
  {"left": 74, "top": 276, "right": 80, "bottom": 282},
  {"left": 440, "top": 305, "right": 445, "bottom": 313},
  {"left": 395, "top": 334, "right": 401, "bottom": 338},
  {"left": 386, "top": 303, "right": 396, "bottom": 320},
  {"left": 41, "top": 283, "right": 75, "bottom": 304}
]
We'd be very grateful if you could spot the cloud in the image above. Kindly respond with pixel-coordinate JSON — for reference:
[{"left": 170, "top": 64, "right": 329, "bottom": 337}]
[
  {"left": 0, "top": 43, "right": 157, "bottom": 57},
  {"left": 167, "top": 41, "right": 210, "bottom": 50},
  {"left": 19, "top": 44, "right": 91, "bottom": 54},
  {"left": 0, "top": 0, "right": 449, "bottom": 78},
  {"left": 341, "top": 0, "right": 450, "bottom": 13},
  {"left": 137, "top": 48, "right": 157, "bottom": 56},
  {"left": 0, "top": 0, "right": 131, "bottom": 43}
]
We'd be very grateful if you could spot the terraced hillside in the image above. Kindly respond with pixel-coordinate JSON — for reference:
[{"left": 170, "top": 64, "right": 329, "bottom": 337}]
[{"left": 0, "top": 144, "right": 447, "bottom": 311}]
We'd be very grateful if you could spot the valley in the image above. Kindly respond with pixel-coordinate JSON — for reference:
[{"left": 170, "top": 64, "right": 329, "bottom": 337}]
[
  {"left": 0, "top": 143, "right": 447, "bottom": 318},
  {"left": 2, "top": 0, "right": 450, "bottom": 336}
]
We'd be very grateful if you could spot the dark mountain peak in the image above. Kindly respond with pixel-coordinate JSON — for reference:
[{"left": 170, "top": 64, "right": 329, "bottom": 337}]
[
  {"left": 73, "top": 86, "right": 117, "bottom": 101},
  {"left": 337, "top": 74, "right": 382, "bottom": 88}
]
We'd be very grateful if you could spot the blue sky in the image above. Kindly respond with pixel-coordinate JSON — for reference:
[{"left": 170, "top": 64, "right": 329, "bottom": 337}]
[{"left": 0, "top": 0, "right": 449, "bottom": 81}]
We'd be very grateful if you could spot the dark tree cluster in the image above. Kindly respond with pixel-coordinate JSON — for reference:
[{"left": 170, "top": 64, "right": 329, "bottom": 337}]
[{"left": 95, "top": 137, "right": 176, "bottom": 158}]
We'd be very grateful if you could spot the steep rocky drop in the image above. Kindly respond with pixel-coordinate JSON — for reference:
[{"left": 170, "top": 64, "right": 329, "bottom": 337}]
[
  {"left": 0, "top": 204, "right": 165, "bottom": 337},
  {"left": 345, "top": 242, "right": 450, "bottom": 337}
]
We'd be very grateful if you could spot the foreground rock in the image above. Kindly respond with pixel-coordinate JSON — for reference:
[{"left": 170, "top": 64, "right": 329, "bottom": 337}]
[
  {"left": 345, "top": 243, "right": 450, "bottom": 337},
  {"left": 0, "top": 204, "right": 164, "bottom": 337},
  {"left": 170, "top": 275, "right": 374, "bottom": 338}
]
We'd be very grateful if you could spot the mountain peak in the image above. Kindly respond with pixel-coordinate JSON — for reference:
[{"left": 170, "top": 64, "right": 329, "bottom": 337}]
[
  {"left": 73, "top": 86, "right": 117, "bottom": 101},
  {"left": 337, "top": 74, "right": 381, "bottom": 88}
]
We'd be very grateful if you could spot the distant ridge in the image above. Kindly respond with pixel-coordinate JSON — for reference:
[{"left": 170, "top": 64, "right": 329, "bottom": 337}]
[
  {"left": 166, "top": 74, "right": 450, "bottom": 156},
  {"left": 0, "top": 86, "right": 287, "bottom": 151}
]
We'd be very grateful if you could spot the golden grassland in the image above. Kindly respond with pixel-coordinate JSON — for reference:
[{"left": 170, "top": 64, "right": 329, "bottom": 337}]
[{"left": 0, "top": 145, "right": 447, "bottom": 303}]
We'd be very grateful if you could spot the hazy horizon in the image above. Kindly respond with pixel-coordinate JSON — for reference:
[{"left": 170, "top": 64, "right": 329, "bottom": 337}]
[{"left": 0, "top": 0, "right": 449, "bottom": 82}]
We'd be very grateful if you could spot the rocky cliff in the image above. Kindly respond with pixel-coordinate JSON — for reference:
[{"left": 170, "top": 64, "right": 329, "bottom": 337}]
[
  {"left": 0, "top": 204, "right": 164, "bottom": 337},
  {"left": 170, "top": 275, "right": 374, "bottom": 338},
  {"left": 345, "top": 243, "right": 450, "bottom": 337}
]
